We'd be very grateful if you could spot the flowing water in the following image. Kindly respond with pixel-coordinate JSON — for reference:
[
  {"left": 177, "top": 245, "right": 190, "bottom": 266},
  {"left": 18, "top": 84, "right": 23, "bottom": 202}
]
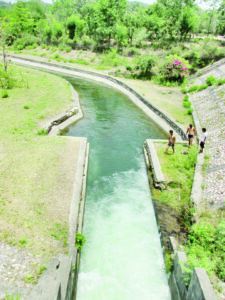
[{"left": 64, "top": 76, "right": 171, "bottom": 300}]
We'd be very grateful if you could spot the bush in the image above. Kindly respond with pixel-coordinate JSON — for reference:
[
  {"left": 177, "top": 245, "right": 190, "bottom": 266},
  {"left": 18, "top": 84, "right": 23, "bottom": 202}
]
[
  {"left": 181, "top": 87, "right": 188, "bottom": 93},
  {"left": 81, "top": 37, "right": 95, "bottom": 50},
  {"left": 75, "top": 232, "right": 86, "bottom": 250},
  {"left": 160, "top": 55, "right": 189, "bottom": 83},
  {"left": 187, "top": 108, "right": 193, "bottom": 115},
  {"left": 183, "top": 95, "right": 189, "bottom": 101},
  {"left": 188, "top": 85, "right": 199, "bottom": 93},
  {"left": 197, "top": 84, "right": 208, "bottom": 91},
  {"left": 183, "top": 101, "right": 192, "bottom": 108},
  {"left": 14, "top": 33, "right": 40, "bottom": 49},
  {"left": 65, "top": 46, "right": 72, "bottom": 53},
  {"left": 123, "top": 47, "right": 141, "bottom": 57},
  {"left": 206, "top": 75, "right": 217, "bottom": 86},
  {"left": 134, "top": 55, "right": 156, "bottom": 78},
  {"left": 186, "top": 221, "right": 225, "bottom": 281},
  {"left": 217, "top": 78, "right": 225, "bottom": 86}
]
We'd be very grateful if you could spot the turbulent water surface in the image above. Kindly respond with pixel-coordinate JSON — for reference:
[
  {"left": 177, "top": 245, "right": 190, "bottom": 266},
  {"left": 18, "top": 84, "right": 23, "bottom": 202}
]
[{"left": 65, "top": 76, "right": 171, "bottom": 300}]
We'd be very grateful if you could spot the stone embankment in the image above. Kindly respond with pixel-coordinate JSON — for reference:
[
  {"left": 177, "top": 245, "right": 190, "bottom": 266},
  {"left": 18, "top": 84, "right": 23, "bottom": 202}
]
[{"left": 190, "top": 61, "right": 225, "bottom": 210}]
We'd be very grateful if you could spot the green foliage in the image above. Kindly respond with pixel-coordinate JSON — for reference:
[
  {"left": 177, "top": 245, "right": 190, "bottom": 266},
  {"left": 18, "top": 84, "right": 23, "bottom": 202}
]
[
  {"left": 134, "top": 55, "right": 156, "bottom": 78},
  {"left": 206, "top": 75, "right": 217, "bottom": 86},
  {"left": 36, "top": 129, "right": 48, "bottom": 136},
  {"left": 186, "top": 221, "right": 225, "bottom": 281},
  {"left": 75, "top": 232, "right": 86, "bottom": 250},
  {"left": 165, "top": 252, "right": 173, "bottom": 273},
  {"left": 160, "top": 55, "right": 189, "bottom": 83},
  {"left": 217, "top": 78, "right": 225, "bottom": 86},
  {"left": 123, "top": 47, "right": 141, "bottom": 57},
  {"left": 187, "top": 108, "right": 193, "bottom": 115},
  {"left": 5, "top": 295, "right": 21, "bottom": 300},
  {"left": 183, "top": 95, "right": 189, "bottom": 101},
  {"left": 183, "top": 101, "right": 192, "bottom": 108},
  {"left": 24, "top": 273, "right": 35, "bottom": 283},
  {"left": 188, "top": 85, "right": 199, "bottom": 93}
]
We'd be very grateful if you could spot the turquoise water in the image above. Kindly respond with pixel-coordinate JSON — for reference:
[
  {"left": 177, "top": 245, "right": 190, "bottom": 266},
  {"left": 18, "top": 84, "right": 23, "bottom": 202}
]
[{"left": 65, "top": 76, "right": 171, "bottom": 300}]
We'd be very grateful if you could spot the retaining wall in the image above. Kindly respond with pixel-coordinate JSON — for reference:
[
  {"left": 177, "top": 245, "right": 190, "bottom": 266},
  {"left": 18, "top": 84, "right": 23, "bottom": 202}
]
[{"left": 144, "top": 140, "right": 217, "bottom": 300}]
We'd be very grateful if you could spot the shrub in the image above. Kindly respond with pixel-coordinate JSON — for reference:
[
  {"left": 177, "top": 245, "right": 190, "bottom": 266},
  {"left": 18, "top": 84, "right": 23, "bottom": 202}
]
[
  {"left": 81, "top": 37, "right": 95, "bottom": 50},
  {"left": 75, "top": 232, "right": 86, "bottom": 250},
  {"left": 183, "top": 95, "right": 189, "bottom": 101},
  {"left": 183, "top": 101, "right": 192, "bottom": 108},
  {"left": 14, "top": 33, "right": 40, "bottom": 49},
  {"left": 206, "top": 75, "right": 217, "bottom": 86},
  {"left": 217, "top": 78, "right": 225, "bottom": 86},
  {"left": 134, "top": 55, "right": 157, "bottom": 78},
  {"left": 160, "top": 55, "right": 189, "bottom": 83},
  {"left": 36, "top": 129, "right": 48, "bottom": 136},
  {"left": 123, "top": 47, "right": 141, "bottom": 57},
  {"left": 58, "top": 44, "right": 64, "bottom": 51},
  {"left": 197, "top": 84, "right": 208, "bottom": 91},
  {"left": 181, "top": 87, "right": 188, "bottom": 93},
  {"left": 187, "top": 108, "right": 193, "bottom": 115},
  {"left": 41, "top": 44, "right": 47, "bottom": 49},
  {"left": 65, "top": 46, "right": 72, "bottom": 53},
  {"left": 188, "top": 85, "right": 199, "bottom": 93}
]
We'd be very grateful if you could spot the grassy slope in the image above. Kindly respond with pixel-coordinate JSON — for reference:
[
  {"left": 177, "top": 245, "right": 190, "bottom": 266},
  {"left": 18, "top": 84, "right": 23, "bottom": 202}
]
[
  {"left": 153, "top": 143, "right": 197, "bottom": 210},
  {"left": 9, "top": 48, "right": 193, "bottom": 128},
  {"left": 120, "top": 78, "right": 193, "bottom": 126},
  {"left": 0, "top": 65, "right": 80, "bottom": 265}
]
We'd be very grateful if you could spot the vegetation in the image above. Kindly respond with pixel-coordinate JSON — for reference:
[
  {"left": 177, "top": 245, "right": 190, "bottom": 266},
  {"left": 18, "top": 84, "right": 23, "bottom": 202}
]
[
  {"left": 0, "top": 64, "right": 80, "bottom": 278},
  {"left": 1, "top": 0, "right": 225, "bottom": 84},
  {"left": 154, "top": 143, "right": 197, "bottom": 229},
  {"left": 75, "top": 232, "right": 86, "bottom": 251}
]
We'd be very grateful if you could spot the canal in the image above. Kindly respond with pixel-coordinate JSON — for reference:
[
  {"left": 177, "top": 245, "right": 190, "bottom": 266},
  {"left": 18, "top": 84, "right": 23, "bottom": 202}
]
[{"left": 63, "top": 75, "right": 171, "bottom": 300}]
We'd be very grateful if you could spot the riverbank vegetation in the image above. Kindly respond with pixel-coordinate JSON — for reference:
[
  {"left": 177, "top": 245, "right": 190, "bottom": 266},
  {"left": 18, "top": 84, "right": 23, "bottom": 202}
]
[
  {"left": 154, "top": 142, "right": 225, "bottom": 292},
  {"left": 0, "top": 64, "right": 81, "bottom": 281},
  {"left": 1, "top": 0, "right": 225, "bottom": 84}
]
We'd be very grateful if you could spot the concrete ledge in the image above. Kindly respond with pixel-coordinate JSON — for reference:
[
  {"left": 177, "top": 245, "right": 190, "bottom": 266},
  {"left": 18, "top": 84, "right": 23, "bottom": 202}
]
[
  {"left": 48, "top": 85, "right": 83, "bottom": 136},
  {"left": 144, "top": 139, "right": 165, "bottom": 189}
]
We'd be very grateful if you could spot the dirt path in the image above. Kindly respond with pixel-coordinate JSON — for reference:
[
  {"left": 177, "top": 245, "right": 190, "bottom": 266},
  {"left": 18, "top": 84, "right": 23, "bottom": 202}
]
[{"left": 190, "top": 62, "right": 225, "bottom": 209}]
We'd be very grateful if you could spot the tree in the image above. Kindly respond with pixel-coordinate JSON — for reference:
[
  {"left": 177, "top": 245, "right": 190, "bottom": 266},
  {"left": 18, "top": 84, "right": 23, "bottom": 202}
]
[
  {"left": 179, "top": 6, "right": 198, "bottom": 39},
  {"left": 95, "top": 0, "right": 127, "bottom": 47}
]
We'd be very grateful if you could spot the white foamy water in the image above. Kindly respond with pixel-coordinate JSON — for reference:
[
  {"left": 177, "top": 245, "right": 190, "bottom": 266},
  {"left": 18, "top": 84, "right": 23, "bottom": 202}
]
[{"left": 76, "top": 160, "right": 171, "bottom": 300}]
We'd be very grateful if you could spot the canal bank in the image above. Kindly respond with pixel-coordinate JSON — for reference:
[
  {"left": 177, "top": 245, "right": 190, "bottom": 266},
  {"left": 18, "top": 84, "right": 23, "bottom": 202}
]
[{"left": 9, "top": 57, "right": 185, "bottom": 300}]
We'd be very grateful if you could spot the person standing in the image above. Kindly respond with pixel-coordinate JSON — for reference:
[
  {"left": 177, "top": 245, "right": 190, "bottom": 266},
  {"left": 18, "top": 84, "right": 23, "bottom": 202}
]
[
  {"left": 165, "top": 130, "right": 176, "bottom": 154},
  {"left": 186, "top": 124, "right": 196, "bottom": 146},
  {"left": 200, "top": 128, "right": 208, "bottom": 153}
]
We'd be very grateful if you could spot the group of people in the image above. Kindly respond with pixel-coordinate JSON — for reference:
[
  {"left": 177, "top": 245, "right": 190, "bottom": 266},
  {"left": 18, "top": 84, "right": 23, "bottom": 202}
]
[{"left": 165, "top": 124, "right": 208, "bottom": 154}]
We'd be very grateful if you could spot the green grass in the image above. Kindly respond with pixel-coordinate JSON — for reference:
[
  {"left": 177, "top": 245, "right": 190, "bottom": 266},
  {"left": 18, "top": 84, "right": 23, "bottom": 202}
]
[
  {"left": 153, "top": 143, "right": 197, "bottom": 211},
  {"left": 120, "top": 78, "right": 193, "bottom": 126},
  {"left": 0, "top": 65, "right": 81, "bottom": 276}
]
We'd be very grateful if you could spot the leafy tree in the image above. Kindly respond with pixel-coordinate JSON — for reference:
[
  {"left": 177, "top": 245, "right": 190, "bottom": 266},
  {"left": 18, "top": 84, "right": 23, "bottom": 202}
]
[
  {"left": 66, "top": 15, "right": 85, "bottom": 39},
  {"left": 115, "top": 23, "right": 128, "bottom": 51},
  {"left": 179, "top": 6, "right": 198, "bottom": 39},
  {"left": 95, "top": 0, "right": 127, "bottom": 47}
]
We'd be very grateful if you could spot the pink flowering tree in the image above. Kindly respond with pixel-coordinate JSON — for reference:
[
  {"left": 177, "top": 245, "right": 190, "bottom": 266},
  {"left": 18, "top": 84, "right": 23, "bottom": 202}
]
[{"left": 160, "top": 55, "right": 190, "bottom": 83}]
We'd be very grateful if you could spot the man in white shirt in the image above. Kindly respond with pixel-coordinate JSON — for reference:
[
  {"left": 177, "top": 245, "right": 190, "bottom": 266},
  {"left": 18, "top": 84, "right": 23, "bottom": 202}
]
[{"left": 200, "top": 128, "right": 208, "bottom": 153}]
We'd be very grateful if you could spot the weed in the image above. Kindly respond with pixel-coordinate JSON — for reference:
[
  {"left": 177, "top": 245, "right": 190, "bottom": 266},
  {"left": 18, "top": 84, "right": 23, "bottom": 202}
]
[
  {"left": 217, "top": 78, "right": 225, "bottom": 86},
  {"left": 183, "top": 101, "right": 192, "bottom": 108},
  {"left": 24, "top": 273, "right": 35, "bottom": 283},
  {"left": 206, "top": 75, "right": 217, "bottom": 86},
  {"left": 66, "top": 46, "right": 72, "bottom": 53},
  {"left": 165, "top": 252, "right": 173, "bottom": 273},
  {"left": 188, "top": 85, "right": 199, "bottom": 93},
  {"left": 75, "top": 232, "right": 86, "bottom": 251},
  {"left": 181, "top": 87, "right": 188, "bottom": 93},
  {"left": 5, "top": 295, "right": 21, "bottom": 300},
  {"left": 183, "top": 95, "right": 189, "bottom": 101},
  {"left": 37, "top": 265, "right": 47, "bottom": 278},
  {"left": 19, "top": 238, "right": 27, "bottom": 246},
  {"left": 24, "top": 105, "right": 30, "bottom": 109},
  {"left": 187, "top": 108, "right": 193, "bottom": 115},
  {"left": 36, "top": 129, "right": 48, "bottom": 136}
]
